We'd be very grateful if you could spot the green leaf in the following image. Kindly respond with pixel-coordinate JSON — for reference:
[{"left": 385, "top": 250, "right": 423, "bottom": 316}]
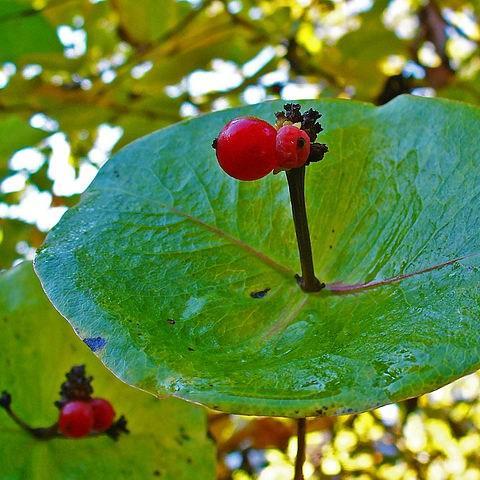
[
  {"left": 0, "top": 219, "right": 44, "bottom": 270},
  {"left": 0, "top": 262, "right": 215, "bottom": 479},
  {"left": 111, "top": 0, "right": 191, "bottom": 45},
  {"left": 0, "top": 2, "right": 62, "bottom": 62},
  {"left": 35, "top": 96, "right": 480, "bottom": 418},
  {"left": 0, "top": 116, "right": 47, "bottom": 174}
]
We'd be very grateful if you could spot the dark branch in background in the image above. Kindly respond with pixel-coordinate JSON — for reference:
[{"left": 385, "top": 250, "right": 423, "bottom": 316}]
[
  {"left": 294, "top": 418, "right": 306, "bottom": 480},
  {"left": 116, "top": 0, "right": 214, "bottom": 49},
  {"left": 0, "top": 0, "right": 344, "bottom": 123},
  {"left": 218, "top": 0, "right": 270, "bottom": 41},
  {"left": 416, "top": 0, "right": 455, "bottom": 89},
  {"left": 376, "top": 74, "right": 415, "bottom": 105},
  {"left": 377, "top": 0, "right": 462, "bottom": 103},
  {"left": 90, "top": 0, "right": 214, "bottom": 98},
  {"left": 188, "top": 55, "right": 279, "bottom": 112},
  {"left": 220, "top": 0, "right": 344, "bottom": 94},
  {"left": 418, "top": 1, "right": 451, "bottom": 69},
  {"left": 404, "top": 397, "right": 419, "bottom": 415},
  {"left": 285, "top": 37, "right": 343, "bottom": 90},
  {"left": 0, "top": 0, "right": 215, "bottom": 127}
]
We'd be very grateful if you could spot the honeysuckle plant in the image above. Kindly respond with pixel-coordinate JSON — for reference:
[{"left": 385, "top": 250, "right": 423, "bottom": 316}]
[
  {"left": 34, "top": 96, "right": 480, "bottom": 479},
  {"left": 213, "top": 103, "right": 328, "bottom": 293}
]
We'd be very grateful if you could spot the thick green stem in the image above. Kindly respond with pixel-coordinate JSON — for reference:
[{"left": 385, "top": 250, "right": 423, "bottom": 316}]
[
  {"left": 294, "top": 418, "right": 306, "bottom": 480},
  {"left": 286, "top": 167, "right": 324, "bottom": 292}
]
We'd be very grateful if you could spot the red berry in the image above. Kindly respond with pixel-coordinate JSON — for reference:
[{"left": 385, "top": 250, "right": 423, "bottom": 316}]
[
  {"left": 91, "top": 398, "right": 115, "bottom": 432},
  {"left": 214, "top": 117, "right": 277, "bottom": 181},
  {"left": 59, "top": 401, "right": 94, "bottom": 438},
  {"left": 275, "top": 125, "right": 311, "bottom": 169}
]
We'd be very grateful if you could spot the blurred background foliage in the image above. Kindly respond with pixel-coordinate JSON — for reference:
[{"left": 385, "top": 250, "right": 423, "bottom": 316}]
[{"left": 1, "top": 0, "right": 480, "bottom": 478}]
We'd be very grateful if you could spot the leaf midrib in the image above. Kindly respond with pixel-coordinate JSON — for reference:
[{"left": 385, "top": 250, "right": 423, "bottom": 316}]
[
  {"left": 99, "top": 185, "right": 294, "bottom": 277},
  {"left": 94, "top": 187, "right": 476, "bottom": 340},
  {"left": 100, "top": 185, "right": 475, "bottom": 279}
]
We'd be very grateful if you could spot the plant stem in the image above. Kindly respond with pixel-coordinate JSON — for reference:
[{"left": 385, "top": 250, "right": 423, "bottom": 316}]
[
  {"left": 286, "top": 167, "right": 324, "bottom": 292},
  {"left": 1, "top": 403, "right": 59, "bottom": 440},
  {"left": 1, "top": 391, "right": 129, "bottom": 441},
  {"left": 294, "top": 418, "right": 306, "bottom": 480}
]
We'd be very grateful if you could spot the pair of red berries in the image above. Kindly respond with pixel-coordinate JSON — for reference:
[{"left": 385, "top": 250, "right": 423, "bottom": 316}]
[
  {"left": 214, "top": 117, "right": 311, "bottom": 181},
  {"left": 59, "top": 397, "right": 115, "bottom": 438}
]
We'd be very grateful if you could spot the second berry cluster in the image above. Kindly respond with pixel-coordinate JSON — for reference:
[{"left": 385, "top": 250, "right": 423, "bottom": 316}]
[
  {"left": 56, "top": 365, "right": 127, "bottom": 439},
  {"left": 1, "top": 365, "right": 128, "bottom": 441}
]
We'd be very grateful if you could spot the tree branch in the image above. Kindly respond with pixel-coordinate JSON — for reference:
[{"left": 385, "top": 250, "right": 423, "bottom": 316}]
[{"left": 294, "top": 418, "right": 306, "bottom": 480}]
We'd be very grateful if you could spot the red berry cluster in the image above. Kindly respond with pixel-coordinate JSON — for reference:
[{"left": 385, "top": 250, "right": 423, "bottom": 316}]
[
  {"left": 0, "top": 365, "right": 128, "bottom": 441},
  {"left": 59, "top": 397, "right": 115, "bottom": 438},
  {"left": 55, "top": 365, "right": 125, "bottom": 439},
  {"left": 213, "top": 103, "right": 328, "bottom": 181}
]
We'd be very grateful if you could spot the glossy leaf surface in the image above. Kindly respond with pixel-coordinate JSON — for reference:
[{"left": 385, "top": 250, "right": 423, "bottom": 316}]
[
  {"left": 35, "top": 96, "right": 480, "bottom": 417},
  {"left": 0, "top": 263, "right": 215, "bottom": 479}
]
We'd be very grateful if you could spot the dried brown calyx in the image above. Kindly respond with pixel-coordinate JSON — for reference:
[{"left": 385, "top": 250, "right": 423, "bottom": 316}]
[{"left": 274, "top": 103, "right": 328, "bottom": 165}]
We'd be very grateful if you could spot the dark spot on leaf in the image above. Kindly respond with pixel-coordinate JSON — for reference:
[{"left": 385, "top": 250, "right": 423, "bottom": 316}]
[
  {"left": 83, "top": 337, "right": 107, "bottom": 352},
  {"left": 329, "top": 245, "right": 332, "bottom": 249},
  {"left": 153, "top": 470, "right": 160, "bottom": 476},
  {"left": 167, "top": 318, "right": 176, "bottom": 325},
  {"left": 250, "top": 287, "right": 271, "bottom": 299},
  {"left": 213, "top": 405, "right": 219, "bottom": 410},
  {"left": 187, "top": 458, "right": 192, "bottom": 464},
  {"left": 188, "top": 347, "right": 195, "bottom": 352},
  {"left": 331, "top": 229, "right": 335, "bottom": 233}
]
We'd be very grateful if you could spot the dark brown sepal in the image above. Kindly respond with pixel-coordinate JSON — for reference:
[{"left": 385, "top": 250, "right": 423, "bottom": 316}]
[
  {"left": 55, "top": 365, "right": 93, "bottom": 409},
  {"left": 105, "top": 415, "right": 129, "bottom": 441},
  {"left": 301, "top": 108, "right": 323, "bottom": 142},
  {"left": 306, "top": 143, "right": 328, "bottom": 165},
  {"left": 283, "top": 103, "right": 303, "bottom": 123}
]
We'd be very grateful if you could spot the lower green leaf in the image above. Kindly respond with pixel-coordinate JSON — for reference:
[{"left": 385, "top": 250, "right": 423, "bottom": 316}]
[{"left": 0, "top": 262, "right": 215, "bottom": 480}]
